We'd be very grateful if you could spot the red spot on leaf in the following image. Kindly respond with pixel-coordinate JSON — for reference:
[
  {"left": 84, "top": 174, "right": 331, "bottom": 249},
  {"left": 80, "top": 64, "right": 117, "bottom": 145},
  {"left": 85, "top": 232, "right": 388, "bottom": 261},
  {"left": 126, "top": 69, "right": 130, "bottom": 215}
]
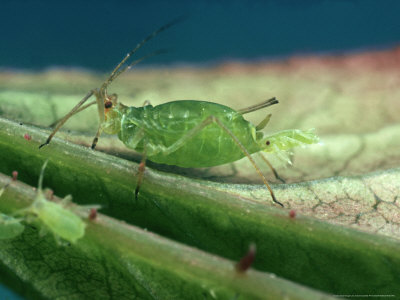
[
  {"left": 139, "top": 162, "right": 146, "bottom": 172},
  {"left": 12, "top": 171, "right": 18, "bottom": 181},
  {"left": 89, "top": 208, "right": 97, "bottom": 221},
  {"left": 235, "top": 243, "right": 256, "bottom": 273},
  {"left": 289, "top": 210, "right": 296, "bottom": 218},
  {"left": 24, "top": 133, "right": 31, "bottom": 141}
]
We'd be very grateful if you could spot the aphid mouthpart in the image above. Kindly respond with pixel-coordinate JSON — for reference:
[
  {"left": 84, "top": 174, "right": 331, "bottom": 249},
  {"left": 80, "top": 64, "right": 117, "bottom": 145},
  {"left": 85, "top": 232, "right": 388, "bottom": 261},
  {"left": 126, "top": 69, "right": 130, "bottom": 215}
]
[{"left": 235, "top": 243, "right": 256, "bottom": 273}]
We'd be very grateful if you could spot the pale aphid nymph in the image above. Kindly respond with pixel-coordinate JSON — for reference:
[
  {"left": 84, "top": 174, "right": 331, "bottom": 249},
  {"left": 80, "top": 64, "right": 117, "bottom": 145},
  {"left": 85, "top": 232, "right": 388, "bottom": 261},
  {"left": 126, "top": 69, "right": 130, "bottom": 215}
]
[{"left": 19, "top": 161, "right": 86, "bottom": 244}]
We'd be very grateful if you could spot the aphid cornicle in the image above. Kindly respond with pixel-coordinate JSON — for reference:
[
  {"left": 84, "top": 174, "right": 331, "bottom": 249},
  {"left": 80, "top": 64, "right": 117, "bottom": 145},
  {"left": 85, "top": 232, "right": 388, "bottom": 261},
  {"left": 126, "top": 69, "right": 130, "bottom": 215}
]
[{"left": 40, "top": 19, "right": 319, "bottom": 207}]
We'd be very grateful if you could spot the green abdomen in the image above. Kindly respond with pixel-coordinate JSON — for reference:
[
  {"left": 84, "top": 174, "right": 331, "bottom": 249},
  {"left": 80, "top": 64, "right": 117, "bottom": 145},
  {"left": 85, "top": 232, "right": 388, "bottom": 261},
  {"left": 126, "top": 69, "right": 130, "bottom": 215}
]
[{"left": 119, "top": 100, "right": 261, "bottom": 168}]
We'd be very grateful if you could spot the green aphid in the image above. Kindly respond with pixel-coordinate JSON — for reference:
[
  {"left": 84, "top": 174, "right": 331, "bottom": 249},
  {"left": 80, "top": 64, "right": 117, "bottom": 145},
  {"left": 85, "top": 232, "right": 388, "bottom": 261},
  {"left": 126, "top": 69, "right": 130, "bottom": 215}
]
[
  {"left": 40, "top": 20, "right": 319, "bottom": 207},
  {"left": 0, "top": 212, "right": 25, "bottom": 240},
  {"left": 19, "top": 161, "right": 86, "bottom": 244}
]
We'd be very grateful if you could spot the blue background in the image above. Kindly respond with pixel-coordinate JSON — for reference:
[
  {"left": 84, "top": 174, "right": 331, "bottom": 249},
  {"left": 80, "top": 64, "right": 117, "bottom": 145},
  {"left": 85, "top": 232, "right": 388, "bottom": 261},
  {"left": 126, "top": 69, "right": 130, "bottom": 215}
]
[{"left": 0, "top": 0, "right": 399, "bottom": 71}]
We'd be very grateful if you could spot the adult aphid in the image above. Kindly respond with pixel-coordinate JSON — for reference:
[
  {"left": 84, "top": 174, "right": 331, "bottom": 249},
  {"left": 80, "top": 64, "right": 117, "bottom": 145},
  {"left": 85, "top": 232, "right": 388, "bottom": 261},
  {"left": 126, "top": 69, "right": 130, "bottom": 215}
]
[
  {"left": 17, "top": 160, "right": 86, "bottom": 244},
  {"left": 39, "top": 19, "right": 319, "bottom": 207}
]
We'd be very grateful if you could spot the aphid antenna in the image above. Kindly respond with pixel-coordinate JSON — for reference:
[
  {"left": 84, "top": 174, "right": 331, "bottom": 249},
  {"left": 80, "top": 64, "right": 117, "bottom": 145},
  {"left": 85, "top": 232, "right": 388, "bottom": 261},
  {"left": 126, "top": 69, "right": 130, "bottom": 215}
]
[
  {"left": 107, "top": 48, "right": 169, "bottom": 90},
  {"left": 38, "top": 160, "right": 49, "bottom": 191},
  {"left": 100, "top": 16, "right": 185, "bottom": 93}
]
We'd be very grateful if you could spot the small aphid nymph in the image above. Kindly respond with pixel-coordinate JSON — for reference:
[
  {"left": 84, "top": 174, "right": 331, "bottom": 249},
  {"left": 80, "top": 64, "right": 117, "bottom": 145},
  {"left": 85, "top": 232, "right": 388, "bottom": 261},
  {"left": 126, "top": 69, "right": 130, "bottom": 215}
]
[
  {"left": 39, "top": 19, "right": 319, "bottom": 207},
  {"left": 18, "top": 161, "right": 86, "bottom": 244},
  {"left": 0, "top": 213, "right": 25, "bottom": 240}
]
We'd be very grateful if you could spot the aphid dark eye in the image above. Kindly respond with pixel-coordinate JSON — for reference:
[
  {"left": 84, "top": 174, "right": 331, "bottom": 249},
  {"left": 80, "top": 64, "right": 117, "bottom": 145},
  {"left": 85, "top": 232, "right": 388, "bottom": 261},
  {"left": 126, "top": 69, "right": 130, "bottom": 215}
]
[
  {"left": 266, "top": 140, "right": 270, "bottom": 146},
  {"left": 105, "top": 101, "right": 113, "bottom": 109}
]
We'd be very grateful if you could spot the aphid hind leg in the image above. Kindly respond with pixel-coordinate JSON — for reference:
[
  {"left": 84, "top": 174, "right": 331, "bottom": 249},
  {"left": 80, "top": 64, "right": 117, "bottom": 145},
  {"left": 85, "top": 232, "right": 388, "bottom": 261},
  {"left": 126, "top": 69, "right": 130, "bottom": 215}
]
[
  {"left": 258, "top": 153, "right": 286, "bottom": 183},
  {"left": 238, "top": 97, "right": 278, "bottom": 115},
  {"left": 159, "top": 116, "right": 283, "bottom": 207}
]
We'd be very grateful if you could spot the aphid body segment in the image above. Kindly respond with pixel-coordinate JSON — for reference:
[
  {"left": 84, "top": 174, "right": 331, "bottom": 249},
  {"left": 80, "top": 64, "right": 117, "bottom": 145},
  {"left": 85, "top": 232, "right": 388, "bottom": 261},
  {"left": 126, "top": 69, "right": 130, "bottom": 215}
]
[
  {"left": 22, "top": 161, "right": 86, "bottom": 244},
  {"left": 40, "top": 19, "right": 319, "bottom": 206},
  {"left": 0, "top": 213, "right": 25, "bottom": 240}
]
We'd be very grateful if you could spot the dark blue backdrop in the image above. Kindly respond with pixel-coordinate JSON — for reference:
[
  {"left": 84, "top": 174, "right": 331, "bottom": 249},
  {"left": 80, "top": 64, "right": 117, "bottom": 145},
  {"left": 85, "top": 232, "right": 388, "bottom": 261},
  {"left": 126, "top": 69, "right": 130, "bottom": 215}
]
[{"left": 1, "top": 0, "right": 399, "bottom": 71}]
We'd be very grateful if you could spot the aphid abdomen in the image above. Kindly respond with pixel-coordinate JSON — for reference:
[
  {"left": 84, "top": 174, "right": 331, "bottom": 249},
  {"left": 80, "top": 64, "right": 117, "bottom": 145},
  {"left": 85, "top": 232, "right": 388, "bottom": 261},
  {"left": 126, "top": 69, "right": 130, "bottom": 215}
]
[
  {"left": 34, "top": 200, "right": 86, "bottom": 243},
  {"left": 119, "top": 100, "right": 261, "bottom": 168}
]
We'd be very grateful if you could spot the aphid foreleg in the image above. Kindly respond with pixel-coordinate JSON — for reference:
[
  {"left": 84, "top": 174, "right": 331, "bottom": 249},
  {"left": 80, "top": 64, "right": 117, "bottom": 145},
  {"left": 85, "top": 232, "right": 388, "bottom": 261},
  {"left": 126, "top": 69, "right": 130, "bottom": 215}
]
[
  {"left": 153, "top": 116, "right": 283, "bottom": 207},
  {"left": 48, "top": 100, "right": 97, "bottom": 128},
  {"left": 91, "top": 90, "right": 106, "bottom": 149},
  {"left": 39, "top": 90, "right": 95, "bottom": 148},
  {"left": 257, "top": 153, "right": 286, "bottom": 183}
]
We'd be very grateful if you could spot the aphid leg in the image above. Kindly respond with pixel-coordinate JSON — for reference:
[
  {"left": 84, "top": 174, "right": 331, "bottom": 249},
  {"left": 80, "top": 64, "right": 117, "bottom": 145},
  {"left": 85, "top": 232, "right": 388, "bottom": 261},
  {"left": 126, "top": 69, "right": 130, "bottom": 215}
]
[
  {"left": 238, "top": 97, "right": 278, "bottom": 115},
  {"left": 258, "top": 153, "right": 286, "bottom": 183},
  {"left": 91, "top": 90, "right": 107, "bottom": 149},
  {"left": 39, "top": 90, "right": 95, "bottom": 148},
  {"left": 159, "top": 116, "right": 284, "bottom": 207},
  {"left": 135, "top": 146, "right": 147, "bottom": 201},
  {"left": 49, "top": 100, "right": 97, "bottom": 128}
]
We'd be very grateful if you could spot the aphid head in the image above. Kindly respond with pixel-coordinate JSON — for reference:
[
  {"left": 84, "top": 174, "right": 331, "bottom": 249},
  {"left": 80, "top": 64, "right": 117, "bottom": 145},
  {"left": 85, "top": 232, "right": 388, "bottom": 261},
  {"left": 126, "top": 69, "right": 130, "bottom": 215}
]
[{"left": 102, "top": 93, "right": 122, "bottom": 135}]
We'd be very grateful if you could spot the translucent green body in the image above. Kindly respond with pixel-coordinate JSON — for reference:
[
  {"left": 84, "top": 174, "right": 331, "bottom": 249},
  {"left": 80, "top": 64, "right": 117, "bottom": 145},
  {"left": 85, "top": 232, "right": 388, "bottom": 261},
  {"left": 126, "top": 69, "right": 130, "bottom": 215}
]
[
  {"left": 107, "top": 100, "right": 318, "bottom": 168},
  {"left": 0, "top": 213, "right": 25, "bottom": 240},
  {"left": 30, "top": 195, "right": 86, "bottom": 243},
  {"left": 117, "top": 100, "right": 261, "bottom": 167}
]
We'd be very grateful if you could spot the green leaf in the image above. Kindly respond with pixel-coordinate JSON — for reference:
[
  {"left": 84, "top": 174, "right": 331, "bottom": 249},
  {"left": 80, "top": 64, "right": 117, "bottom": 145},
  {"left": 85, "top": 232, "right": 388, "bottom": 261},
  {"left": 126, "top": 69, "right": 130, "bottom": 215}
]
[
  {"left": 1, "top": 54, "right": 400, "bottom": 298},
  {"left": 0, "top": 116, "right": 399, "bottom": 299},
  {"left": 0, "top": 172, "right": 333, "bottom": 300}
]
